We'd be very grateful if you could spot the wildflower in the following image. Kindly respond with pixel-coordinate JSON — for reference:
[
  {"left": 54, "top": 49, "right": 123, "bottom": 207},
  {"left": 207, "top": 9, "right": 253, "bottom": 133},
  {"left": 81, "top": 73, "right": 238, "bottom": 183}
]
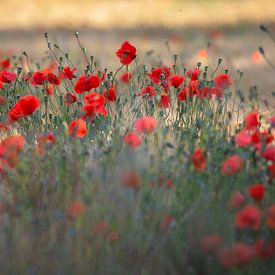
[
  {"left": 186, "top": 68, "right": 200, "bottom": 81},
  {"left": 235, "top": 205, "right": 261, "bottom": 230},
  {"left": 214, "top": 74, "right": 232, "bottom": 89},
  {"left": 67, "top": 200, "right": 86, "bottom": 218},
  {"left": 59, "top": 66, "right": 76, "bottom": 80},
  {"left": 248, "top": 184, "right": 265, "bottom": 201},
  {"left": 158, "top": 93, "right": 170, "bottom": 108},
  {"left": 65, "top": 92, "right": 77, "bottom": 106},
  {"left": 266, "top": 204, "right": 275, "bottom": 230},
  {"left": 137, "top": 85, "right": 156, "bottom": 98},
  {"left": 197, "top": 49, "right": 208, "bottom": 60},
  {"left": 169, "top": 74, "right": 184, "bottom": 88},
  {"left": 254, "top": 239, "right": 275, "bottom": 259},
  {"left": 192, "top": 148, "right": 206, "bottom": 171},
  {"left": 177, "top": 87, "right": 187, "bottom": 101},
  {"left": 8, "top": 95, "right": 40, "bottom": 122},
  {"left": 251, "top": 51, "right": 263, "bottom": 64},
  {"left": 84, "top": 91, "right": 105, "bottom": 105},
  {"left": 116, "top": 41, "right": 137, "bottom": 65},
  {"left": 244, "top": 111, "right": 259, "bottom": 130},
  {"left": 0, "top": 70, "right": 17, "bottom": 83},
  {"left": 103, "top": 86, "right": 117, "bottom": 102},
  {"left": 0, "top": 81, "right": 2, "bottom": 90},
  {"left": 82, "top": 103, "right": 107, "bottom": 119},
  {"left": 160, "top": 214, "right": 176, "bottom": 230},
  {"left": 121, "top": 172, "right": 140, "bottom": 190},
  {"left": 200, "top": 235, "right": 223, "bottom": 253},
  {"left": 221, "top": 154, "right": 243, "bottom": 175},
  {"left": 134, "top": 116, "right": 157, "bottom": 134},
  {"left": 0, "top": 95, "right": 7, "bottom": 106},
  {"left": 35, "top": 132, "right": 54, "bottom": 155},
  {"left": 120, "top": 72, "right": 132, "bottom": 83},
  {"left": 268, "top": 164, "right": 275, "bottom": 178},
  {"left": 91, "top": 221, "right": 109, "bottom": 236},
  {"left": 228, "top": 191, "right": 245, "bottom": 209},
  {"left": 147, "top": 67, "right": 170, "bottom": 84},
  {"left": 262, "top": 146, "right": 275, "bottom": 162},
  {"left": 218, "top": 242, "right": 254, "bottom": 269},
  {"left": 235, "top": 131, "right": 252, "bottom": 147},
  {"left": 74, "top": 74, "right": 100, "bottom": 94},
  {"left": 123, "top": 132, "right": 142, "bottom": 149},
  {"left": 0, "top": 59, "right": 10, "bottom": 70},
  {"left": 30, "top": 68, "right": 60, "bottom": 86},
  {"left": 68, "top": 119, "right": 87, "bottom": 138}
]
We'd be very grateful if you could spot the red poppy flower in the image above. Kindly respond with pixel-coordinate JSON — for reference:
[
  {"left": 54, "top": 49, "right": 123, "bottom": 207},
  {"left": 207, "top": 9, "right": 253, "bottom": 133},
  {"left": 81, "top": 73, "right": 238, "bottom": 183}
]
[
  {"left": 120, "top": 72, "right": 132, "bottom": 83},
  {"left": 84, "top": 91, "right": 105, "bottom": 105},
  {"left": 211, "top": 86, "right": 224, "bottom": 98},
  {"left": 268, "top": 164, "right": 275, "bottom": 178},
  {"left": 147, "top": 67, "right": 170, "bottom": 84},
  {"left": 0, "top": 59, "right": 10, "bottom": 70},
  {"left": 59, "top": 66, "right": 76, "bottom": 80},
  {"left": 235, "top": 130, "right": 252, "bottom": 147},
  {"left": 74, "top": 74, "right": 100, "bottom": 94},
  {"left": 65, "top": 92, "right": 77, "bottom": 107},
  {"left": 214, "top": 74, "right": 232, "bottom": 89},
  {"left": 248, "top": 184, "right": 265, "bottom": 201},
  {"left": 244, "top": 111, "right": 259, "bottom": 130},
  {"left": 124, "top": 132, "right": 142, "bottom": 149},
  {"left": 218, "top": 242, "right": 254, "bottom": 269},
  {"left": 103, "top": 87, "right": 117, "bottom": 102},
  {"left": 200, "top": 235, "right": 223, "bottom": 253},
  {"left": 29, "top": 71, "right": 47, "bottom": 85},
  {"left": 198, "top": 86, "right": 212, "bottom": 99},
  {"left": 0, "top": 95, "right": 7, "bottom": 106},
  {"left": 235, "top": 204, "right": 261, "bottom": 230},
  {"left": 0, "top": 70, "right": 17, "bottom": 83},
  {"left": 121, "top": 172, "right": 140, "bottom": 190},
  {"left": 91, "top": 221, "right": 109, "bottom": 236},
  {"left": 186, "top": 68, "right": 200, "bottom": 81},
  {"left": 188, "top": 80, "right": 199, "bottom": 97},
  {"left": 67, "top": 200, "right": 86, "bottom": 218},
  {"left": 169, "top": 74, "right": 184, "bottom": 88},
  {"left": 262, "top": 146, "right": 275, "bottom": 162},
  {"left": 158, "top": 93, "right": 170, "bottom": 108},
  {"left": 116, "top": 41, "right": 137, "bottom": 65},
  {"left": 137, "top": 85, "right": 156, "bottom": 98},
  {"left": 8, "top": 95, "right": 40, "bottom": 122},
  {"left": 221, "top": 154, "right": 243, "bottom": 175},
  {"left": 177, "top": 87, "right": 187, "bottom": 101},
  {"left": 192, "top": 148, "right": 206, "bottom": 171},
  {"left": 254, "top": 239, "right": 275, "bottom": 259},
  {"left": 270, "top": 116, "right": 275, "bottom": 128},
  {"left": 0, "top": 81, "right": 2, "bottom": 90},
  {"left": 134, "top": 116, "right": 157, "bottom": 134},
  {"left": 160, "top": 214, "right": 176, "bottom": 230},
  {"left": 228, "top": 191, "right": 245, "bottom": 209},
  {"left": 82, "top": 103, "right": 108, "bottom": 119},
  {"left": 68, "top": 119, "right": 87, "bottom": 138},
  {"left": 266, "top": 204, "right": 275, "bottom": 230}
]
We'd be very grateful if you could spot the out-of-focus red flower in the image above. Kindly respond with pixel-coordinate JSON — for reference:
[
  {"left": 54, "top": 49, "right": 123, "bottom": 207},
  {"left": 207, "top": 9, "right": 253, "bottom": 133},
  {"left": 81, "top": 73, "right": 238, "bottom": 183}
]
[
  {"left": 35, "top": 132, "right": 54, "bottom": 155},
  {"left": 124, "top": 132, "right": 142, "bottom": 149},
  {"left": 68, "top": 119, "right": 87, "bottom": 138},
  {"left": 186, "top": 68, "right": 200, "bottom": 81},
  {"left": 30, "top": 68, "right": 60, "bottom": 86},
  {"left": 84, "top": 91, "right": 105, "bottom": 106},
  {"left": 134, "top": 116, "right": 157, "bottom": 134},
  {"left": 228, "top": 191, "right": 245, "bottom": 209},
  {"left": 158, "top": 93, "right": 170, "bottom": 108},
  {"left": 270, "top": 116, "right": 275, "bottom": 128},
  {"left": 251, "top": 51, "right": 263, "bottom": 64},
  {"left": 178, "top": 87, "right": 187, "bottom": 101},
  {"left": 0, "top": 70, "right": 17, "bottom": 83},
  {"left": 147, "top": 67, "right": 170, "bottom": 84},
  {"left": 254, "top": 239, "right": 275, "bottom": 259},
  {"left": 248, "top": 184, "right": 265, "bottom": 201},
  {"left": 211, "top": 86, "right": 224, "bottom": 98},
  {"left": 192, "top": 148, "right": 206, "bottom": 171},
  {"left": 197, "top": 49, "right": 208, "bottom": 60},
  {"left": 235, "top": 130, "right": 252, "bottom": 147},
  {"left": 266, "top": 204, "right": 275, "bottom": 230},
  {"left": 0, "top": 59, "right": 10, "bottom": 70},
  {"left": 268, "top": 164, "right": 275, "bottom": 178},
  {"left": 221, "top": 154, "right": 243, "bottom": 176},
  {"left": 8, "top": 95, "right": 40, "bottom": 122},
  {"left": 200, "top": 234, "right": 223, "bottom": 253},
  {"left": 169, "top": 74, "right": 184, "bottom": 88},
  {"left": 120, "top": 72, "right": 132, "bottom": 83},
  {"left": 91, "top": 221, "right": 109, "bottom": 236},
  {"left": 137, "top": 85, "right": 156, "bottom": 98},
  {"left": 103, "top": 86, "right": 117, "bottom": 102},
  {"left": 121, "top": 172, "right": 140, "bottom": 190},
  {"left": 218, "top": 242, "right": 254, "bottom": 269},
  {"left": 198, "top": 86, "right": 212, "bottom": 99},
  {"left": 0, "top": 81, "right": 2, "bottom": 90},
  {"left": 244, "top": 111, "right": 259, "bottom": 130},
  {"left": 214, "top": 74, "right": 232, "bottom": 89},
  {"left": 116, "top": 41, "right": 137, "bottom": 65},
  {"left": 82, "top": 103, "right": 108, "bottom": 119},
  {"left": 235, "top": 205, "right": 261, "bottom": 230},
  {"left": 0, "top": 95, "right": 7, "bottom": 106},
  {"left": 160, "top": 214, "right": 176, "bottom": 230},
  {"left": 59, "top": 66, "right": 76, "bottom": 80},
  {"left": 74, "top": 74, "right": 100, "bottom": 94},
  {"left": 67, "top": 200, "right": 86, "bottom": 218},
  {"left": 65, "top": 92, "right": 77, "bottom": 107},
  {"left": 262, "top": 146, "right": 275, "bottom": 162}
]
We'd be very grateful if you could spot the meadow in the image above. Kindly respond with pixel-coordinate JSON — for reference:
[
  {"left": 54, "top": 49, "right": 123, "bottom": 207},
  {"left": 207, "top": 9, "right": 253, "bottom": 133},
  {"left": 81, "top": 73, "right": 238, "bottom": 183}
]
[{"left": 0, "top": 24, "right": 274, "bottom": 274}]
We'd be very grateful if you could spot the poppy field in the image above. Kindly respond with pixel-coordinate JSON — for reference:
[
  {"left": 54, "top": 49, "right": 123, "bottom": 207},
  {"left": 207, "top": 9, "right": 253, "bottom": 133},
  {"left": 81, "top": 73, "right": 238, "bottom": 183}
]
[{"left": 0, "top": 27, "right": 274, "bottom": 274}]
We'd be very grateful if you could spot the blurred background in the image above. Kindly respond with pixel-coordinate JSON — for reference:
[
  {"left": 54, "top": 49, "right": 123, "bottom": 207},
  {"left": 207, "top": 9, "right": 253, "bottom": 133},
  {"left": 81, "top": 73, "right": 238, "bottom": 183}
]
[{"left": 0, "top": 0, "right": 275, "bottom": 100}]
